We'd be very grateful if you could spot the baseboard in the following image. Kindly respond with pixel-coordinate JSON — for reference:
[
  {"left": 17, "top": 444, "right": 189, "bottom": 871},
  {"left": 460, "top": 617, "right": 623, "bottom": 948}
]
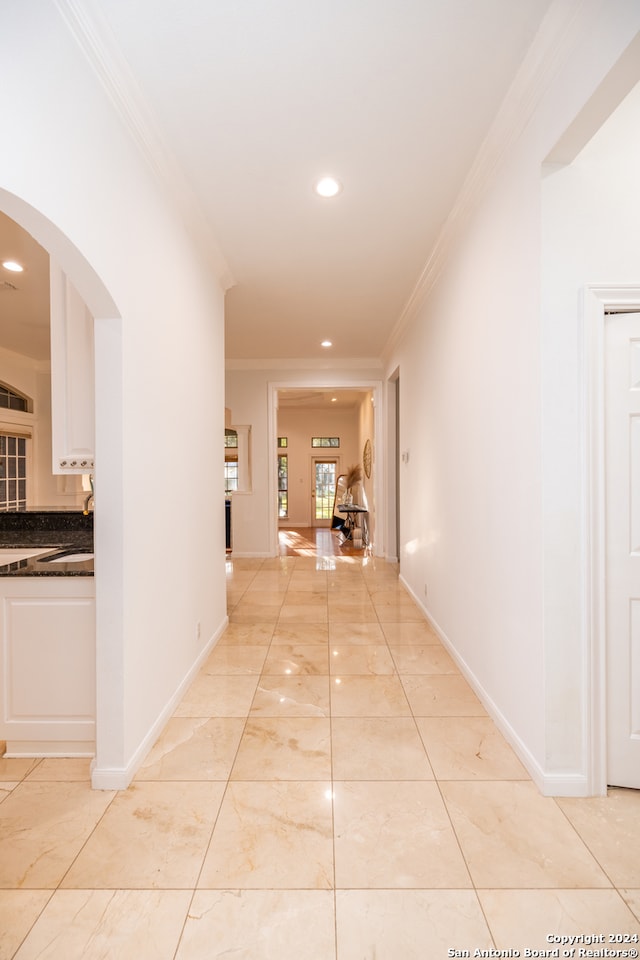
[
  {"left": 91, "top": 615, "right": 229, "bottom": 790},
  {"left": 228, "top": 551, "right": 273, "bottom": 559},
  {"left": 90, "top": 761, "right": 134, "bottom": 791},
  {"left": 6, "top": 741, "right": 94, "bottom": 759},
  {"left": 397, "top": 575, "right": 582, "bottom": 797},
  {"left": 540, "top": 772, "right": 592, "bottom": 797}
]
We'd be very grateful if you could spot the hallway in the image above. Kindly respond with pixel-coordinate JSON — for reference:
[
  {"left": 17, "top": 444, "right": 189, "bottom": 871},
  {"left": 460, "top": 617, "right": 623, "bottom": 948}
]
[{"left": 0, "top": 553, "right": 639, "bottom": 958}]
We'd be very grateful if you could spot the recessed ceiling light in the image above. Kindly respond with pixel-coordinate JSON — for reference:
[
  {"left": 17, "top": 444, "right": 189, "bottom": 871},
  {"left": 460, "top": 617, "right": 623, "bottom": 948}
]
[
  {"left": 2, "top": 260, "right": 23, "bottom": 272},
  {"left": 331, "top": 397, "right": 337, "bottom": 403},
  {"left": 321, "top": 340, "right": 332, "bottom": 348},
  {"left": 314, "top": 176, "right": 342, "bottom": 198}
]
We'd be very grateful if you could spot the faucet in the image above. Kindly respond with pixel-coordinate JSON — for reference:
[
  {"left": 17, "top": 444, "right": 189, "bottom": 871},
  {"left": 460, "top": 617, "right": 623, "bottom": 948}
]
[{"left": 83, "top": 475, "right": 94, "bottom": 516}]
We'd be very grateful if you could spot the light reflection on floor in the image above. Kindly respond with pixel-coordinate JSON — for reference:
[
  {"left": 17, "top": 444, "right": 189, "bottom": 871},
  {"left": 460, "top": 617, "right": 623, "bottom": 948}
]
[{"left": 278, "top": 526, "right": 367, "bottom": 559}]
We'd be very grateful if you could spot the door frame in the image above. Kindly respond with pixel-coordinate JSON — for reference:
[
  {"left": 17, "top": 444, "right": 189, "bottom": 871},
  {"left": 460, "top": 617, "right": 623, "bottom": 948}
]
[
  {"left": 583, "top": 284, "right": 640, "bottom": 795},
  {"left": 267, "top": 378, "right": 385, "bottom": 557},
  {"left": 386, "top": 368, "right": 400, "bottom": 565}
]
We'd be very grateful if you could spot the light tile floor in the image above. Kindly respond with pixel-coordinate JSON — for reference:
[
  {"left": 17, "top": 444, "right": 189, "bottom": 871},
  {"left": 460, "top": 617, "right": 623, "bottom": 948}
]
[{"left": 0, "top": 551, "right": 639, "bottom": 959}]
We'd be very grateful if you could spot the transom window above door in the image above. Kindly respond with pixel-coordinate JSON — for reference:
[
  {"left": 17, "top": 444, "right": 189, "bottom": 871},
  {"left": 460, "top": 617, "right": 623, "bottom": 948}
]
[
  {"left": 311, "top": 437, "right": 340, "bottom": 448},
  {"left": 0, "top": 384, "right": 29, "bottom": 413}
]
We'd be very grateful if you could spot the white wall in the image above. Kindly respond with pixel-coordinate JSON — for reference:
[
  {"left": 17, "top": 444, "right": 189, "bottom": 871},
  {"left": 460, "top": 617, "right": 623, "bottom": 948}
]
[
  {"left": 541, "top": 79, "right": 640, "bottom": 785},
  {"left": 0, "top": 2, "right": 228, "bottom": 786},
  {"left": 384, "top": 4, "right": 640, "bottom": 794}
]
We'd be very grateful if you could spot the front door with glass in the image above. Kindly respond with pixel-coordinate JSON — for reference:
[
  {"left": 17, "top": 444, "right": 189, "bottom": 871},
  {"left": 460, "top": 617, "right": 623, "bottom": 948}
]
[{"left": 312, "top": 458, "right": 338, "bottom": 527}]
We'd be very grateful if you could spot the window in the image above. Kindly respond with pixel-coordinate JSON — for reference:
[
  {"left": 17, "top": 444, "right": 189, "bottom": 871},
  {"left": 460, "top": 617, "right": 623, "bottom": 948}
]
[
  {"left": 224, "top": 429, "right": 238, "bottom": 493},
  {"left": 278, "top": 437, "right": 288, "bottom": 448},
  {"left": 311, "top": 437, "right": 340, "bottom": 448},
  {"left": 0, "top": 385, "right": 29, "bottom": 413},
  {"left": 0, "top": 434, "right": 27, "bottom": 510},
  {"left": 314, "top": 459, "right": 336, "bottom": 519},
  {"left": 224, "top": 425, "right": 252, "bottom": 493},
  {"left": 224, "top": 460, "right": 239, "bottom": 494},
  {"left": 278, "top": 454, "right": 288, "bottom": 517}
]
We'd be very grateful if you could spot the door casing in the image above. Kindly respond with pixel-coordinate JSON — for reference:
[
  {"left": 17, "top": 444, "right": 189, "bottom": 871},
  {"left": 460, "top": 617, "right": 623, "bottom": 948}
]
[
  {"left": 583, "top": 284, "right": 640, "bottom": 795},
  {"left": 603, "top": 309, "right": 640, "bottom": 788}
]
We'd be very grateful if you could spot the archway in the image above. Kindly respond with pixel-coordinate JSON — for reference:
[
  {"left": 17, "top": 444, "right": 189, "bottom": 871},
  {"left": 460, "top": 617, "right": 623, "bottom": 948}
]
[{"left": 0, "top": 189, "right": 124, "bottom": 787}]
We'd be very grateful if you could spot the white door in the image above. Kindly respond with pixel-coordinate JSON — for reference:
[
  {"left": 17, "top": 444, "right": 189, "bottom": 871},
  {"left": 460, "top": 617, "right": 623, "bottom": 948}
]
[
  {"left": 311, "top": 458, "right": 338, "bottom": 527},
  {"left": 605, "top": 311, "right": 640, "bottom": 788}
]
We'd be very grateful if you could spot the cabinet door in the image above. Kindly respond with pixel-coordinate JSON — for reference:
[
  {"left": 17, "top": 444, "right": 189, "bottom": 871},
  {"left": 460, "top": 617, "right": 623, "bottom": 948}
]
[
  {"left": 50, "top": 260, "right": 95, "bottom": 473},
  {"left": 0, "top": 578, "right": 95, "bottom": 753}
]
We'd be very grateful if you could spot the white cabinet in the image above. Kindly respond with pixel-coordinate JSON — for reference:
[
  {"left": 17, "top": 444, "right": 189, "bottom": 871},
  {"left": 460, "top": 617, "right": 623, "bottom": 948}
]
[
  {"left": 0, "top": 577, "right": 95, "bottom": 756},
  {"left": 49, "top": 260, "right": 95, "bottom": 474}
]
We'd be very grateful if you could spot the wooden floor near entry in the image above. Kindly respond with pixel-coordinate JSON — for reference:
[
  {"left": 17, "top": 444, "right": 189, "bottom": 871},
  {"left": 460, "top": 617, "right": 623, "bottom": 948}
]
[{"left": 278, "top": 527, "right": 367, "bottom": 558}]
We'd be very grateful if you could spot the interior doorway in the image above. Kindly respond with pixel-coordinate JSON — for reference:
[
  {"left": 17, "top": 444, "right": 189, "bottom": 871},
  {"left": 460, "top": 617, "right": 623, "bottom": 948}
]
[
  {"left": 584, "top": 286, "right": 640, "bottom": 794},
  {"left": 604, "top": 308, "right": 640, "bottom": 789},
  {"left": 269, "top": 381, "right": 385, "bottom": 557},
  {"left": 386, "top": 369, "right": 400, "bottom": 565},
  {"left": 0, "top": 188, "right": 122, "bottom": 789}
]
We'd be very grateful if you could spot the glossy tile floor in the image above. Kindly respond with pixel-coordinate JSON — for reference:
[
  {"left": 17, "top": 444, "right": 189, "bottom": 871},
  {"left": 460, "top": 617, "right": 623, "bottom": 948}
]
[{"left": 1, "top": 546, "right": 639, "bottom": 958}]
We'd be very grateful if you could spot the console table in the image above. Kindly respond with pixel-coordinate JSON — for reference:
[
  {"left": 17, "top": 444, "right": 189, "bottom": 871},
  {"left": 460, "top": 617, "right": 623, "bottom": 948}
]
[{"left": 337, "top": 504, "right": 369, "bottom": 544}]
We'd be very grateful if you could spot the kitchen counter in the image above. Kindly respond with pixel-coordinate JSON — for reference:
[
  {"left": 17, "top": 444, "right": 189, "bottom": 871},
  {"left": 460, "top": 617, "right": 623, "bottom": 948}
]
[
  {"left": 0, "top": 509, "right": 96, "bottom": 757},
  {"left": 0, "top": 509, "right": 94, "bottom": 576}
]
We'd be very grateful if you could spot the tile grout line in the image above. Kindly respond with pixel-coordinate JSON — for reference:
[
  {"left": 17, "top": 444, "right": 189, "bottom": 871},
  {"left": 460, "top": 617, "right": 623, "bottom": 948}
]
[
  {"left": 371, "top": 564, "right": 492, "bottom": 938},
  {"left": 2, "top": 547, "right": 638, "bottom": 957}
]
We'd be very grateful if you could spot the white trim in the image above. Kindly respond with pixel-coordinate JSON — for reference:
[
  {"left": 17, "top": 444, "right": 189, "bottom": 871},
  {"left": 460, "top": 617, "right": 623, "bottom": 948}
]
[
  {"left": 370, "top": 384, "right": 384, "bottom": 559},
  {"left": 582, "top": 284, "right": 640, "bottom": 797},
  {"left": 382, "top": 0, "right": 588, "bottom": 361},
  {"left": 53, "top": 0, "right": 234, "bottom": 290},
  {"left": 384, "top": 369, "right": 400, "bottom": 566},
  {"left": 400, "top": 575, "right": 554, "bottom": 794},
  {"left": 228, "top": 551, "right": 273, "bottom": 559},
  {"left": 545, "top": 32, "right": 640, "bottom": 166},
  {"left": 227, "top": 357, "right": 383, "bottom": 372},
  {"left": 401, "top": 577, "right": 591, "bottom": 797},
  {"left": 5, "top": 742, "right": 95, "bottom": 759},
  {"left": 277, "top": 523, "right": 312, "bottom": 529},
  {"left": 267, "top": 384, "right": 279, "bottom": 557},
  {"left": 90, "top": 615, "right": 228, "bottom": 790}
]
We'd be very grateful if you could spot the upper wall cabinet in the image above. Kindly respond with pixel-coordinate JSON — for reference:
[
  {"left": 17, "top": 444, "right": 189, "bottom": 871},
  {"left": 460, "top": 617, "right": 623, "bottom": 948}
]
[{"left": 49, "top": 261, "right": 95, "bottom": 473}]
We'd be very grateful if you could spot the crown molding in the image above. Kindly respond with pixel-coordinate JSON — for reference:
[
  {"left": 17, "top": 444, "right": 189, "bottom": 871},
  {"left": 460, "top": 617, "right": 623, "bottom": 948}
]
[
  {"left": 382, "top": 0, "right": 588, "bottom": 363},
  {"left": 52, "top": 0, "right": 235, "bottom": 291},
  {"left": 225, "top": 357, "right": 383, "bottom": 372}
]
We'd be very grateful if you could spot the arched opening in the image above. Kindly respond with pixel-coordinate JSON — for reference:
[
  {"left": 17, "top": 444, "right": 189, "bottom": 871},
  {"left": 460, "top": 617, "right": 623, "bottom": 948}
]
[{"left": 0, "top": 189, "right": 124, "bottom": 785}]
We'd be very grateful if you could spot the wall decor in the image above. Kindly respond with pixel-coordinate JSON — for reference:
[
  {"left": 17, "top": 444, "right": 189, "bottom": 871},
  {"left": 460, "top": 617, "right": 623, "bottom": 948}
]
[{"left": 363, "top": 438, "right": 372, "bottom": 478}]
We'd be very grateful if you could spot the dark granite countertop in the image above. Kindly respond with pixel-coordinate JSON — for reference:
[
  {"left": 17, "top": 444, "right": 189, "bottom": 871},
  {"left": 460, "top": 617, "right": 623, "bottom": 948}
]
[{"left": 0, "top": 510, "right": 94, "bottom": 577}]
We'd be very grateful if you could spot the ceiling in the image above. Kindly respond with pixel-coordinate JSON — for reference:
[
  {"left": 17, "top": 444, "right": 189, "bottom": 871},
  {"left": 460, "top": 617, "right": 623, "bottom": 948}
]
[
  {"left": 278, "top": 388, "right": 371, "bottom": 410},
  {"left": 1, "top": 0, "right": 553, "bottom": 366},
  {"left": 0, "top": 215, "right": 50, "bottom": 363}
]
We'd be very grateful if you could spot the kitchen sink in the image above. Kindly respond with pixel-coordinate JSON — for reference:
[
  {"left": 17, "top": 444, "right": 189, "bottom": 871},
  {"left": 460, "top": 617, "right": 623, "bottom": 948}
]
[
  {"left": 0, "top": 548, "right": 53, "bottom": 566},
  {"left": 44, "top": 552, "right": 94, "bottom": 563}
]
